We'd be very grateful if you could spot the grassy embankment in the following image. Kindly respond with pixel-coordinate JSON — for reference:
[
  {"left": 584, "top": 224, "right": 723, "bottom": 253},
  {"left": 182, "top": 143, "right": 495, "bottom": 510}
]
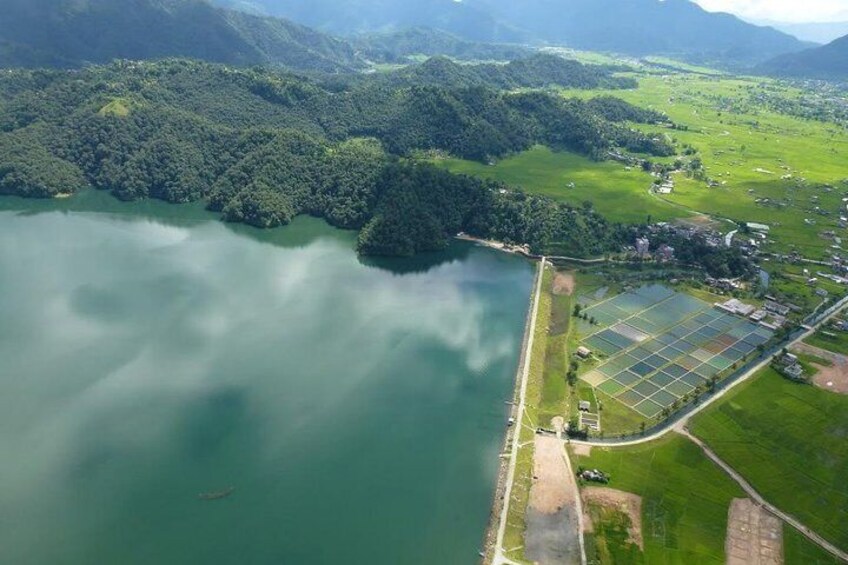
[
  {"left": 503, "top": 266, "right": 608, "bottom": 562},
  {"left": 571, "top": 434, "right": 745, "bottom": 564},
  {"left": 690, "top": 367, "right": 848, "bottom": 553},
  {"left": 502, "top": 266, "right": 552, "bottom": 562}
]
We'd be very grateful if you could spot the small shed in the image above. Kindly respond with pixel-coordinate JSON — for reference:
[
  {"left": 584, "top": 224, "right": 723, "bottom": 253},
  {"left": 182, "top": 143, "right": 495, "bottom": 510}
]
[
  {"left": 578, "top": 400, "right": 591, "bottom": 412},
  {"left": 577, "top": 346, "right": 592, "bottom": 359}
]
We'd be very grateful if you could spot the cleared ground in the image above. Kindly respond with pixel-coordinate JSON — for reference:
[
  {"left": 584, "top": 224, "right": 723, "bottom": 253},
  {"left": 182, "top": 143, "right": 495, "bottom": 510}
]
[
  {"left": 525, "top": 436, "right": 582, "bottom": 564},
  {"left": 725, "top": 498, "right": 783, "bottom": 565},
  {"left": 690, "top": 367, "right": 848, "bottom": 553}
]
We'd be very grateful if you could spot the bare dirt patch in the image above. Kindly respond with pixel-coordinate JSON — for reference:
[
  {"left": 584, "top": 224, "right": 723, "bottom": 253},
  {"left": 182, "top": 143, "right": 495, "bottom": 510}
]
[
  {"left": 581, "top": 487, "right": 643, "bottom": 549},
  {"left": 525, "top": 436, "right": 582, "bottom": 564},
  {"left": 552, "top": 272, "right": 575, "bottom": 296},
  {"left": 792, "top": 343, "right": 848, "bottom": 395},
  {"left": 570, "top": 443, "right": 592, "bottom": 457},
  {"left": 726, "top": 498, "right": 783, "bottom": 565},
  {"left": 530, "top": 436, "right": 573, "bottom": 514}
]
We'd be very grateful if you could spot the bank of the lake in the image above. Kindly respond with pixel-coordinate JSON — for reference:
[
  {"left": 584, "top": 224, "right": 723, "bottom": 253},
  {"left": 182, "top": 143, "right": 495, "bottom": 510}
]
[{"left": 0, "top": 192, "right": 534, "bottom": 564}]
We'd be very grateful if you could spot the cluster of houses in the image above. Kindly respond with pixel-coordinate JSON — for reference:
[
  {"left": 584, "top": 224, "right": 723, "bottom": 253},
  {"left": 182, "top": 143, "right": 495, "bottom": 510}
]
[
  {"left": 633, "top": 236, "right": 675, "bottom": 262},
  {"left": 775, "top": 352, "right": 805, "bottom": 381},
  {"left": 715, "top": 297, "right": 790, "bottom": 331}
]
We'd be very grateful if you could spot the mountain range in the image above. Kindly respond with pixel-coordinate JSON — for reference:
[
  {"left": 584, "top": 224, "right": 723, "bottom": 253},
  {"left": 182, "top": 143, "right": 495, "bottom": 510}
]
[
  {"left": 758, "top": 34, "right": 848, "bottom": 81},
  {"left": 0, "top": 0, "right": 364, "bottom": 72},
  {"left": 214, "top": 0, "right": 810, "bottom": 68}
]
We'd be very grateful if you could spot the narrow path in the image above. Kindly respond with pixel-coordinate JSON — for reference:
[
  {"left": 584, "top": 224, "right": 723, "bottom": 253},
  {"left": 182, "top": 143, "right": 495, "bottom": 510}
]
[
  {"left": 493, "top": 257, "right": 546, "bottom": 565},
  {"left": 678, "top": 428, "right": 848, "bottom": 564}
]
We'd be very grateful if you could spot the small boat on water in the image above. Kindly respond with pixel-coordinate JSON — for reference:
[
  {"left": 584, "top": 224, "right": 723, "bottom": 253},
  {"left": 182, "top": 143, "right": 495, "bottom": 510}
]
[{"left": 198, "top": 486, "right": 235, "bottom": 501}]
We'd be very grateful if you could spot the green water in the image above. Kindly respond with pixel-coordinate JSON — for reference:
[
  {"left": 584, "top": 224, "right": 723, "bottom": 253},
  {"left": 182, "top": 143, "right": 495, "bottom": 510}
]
[{"left": 0, "top": 192, "right": 534, "bottom": 565}]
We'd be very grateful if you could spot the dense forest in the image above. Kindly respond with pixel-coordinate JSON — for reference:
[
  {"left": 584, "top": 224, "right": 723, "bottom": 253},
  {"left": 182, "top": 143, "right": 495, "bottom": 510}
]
[
  {"left": 0, "top": 58, "right": 674, "bottom": 258},
  {"left": 363, "top": 54, "right": 639, "bottom": 91}
]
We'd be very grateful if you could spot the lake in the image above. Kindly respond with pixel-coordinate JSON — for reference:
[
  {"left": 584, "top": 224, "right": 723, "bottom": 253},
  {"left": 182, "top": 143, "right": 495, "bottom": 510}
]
[{"left": 0, "top": 191, "right": 534, "bottom": 564}]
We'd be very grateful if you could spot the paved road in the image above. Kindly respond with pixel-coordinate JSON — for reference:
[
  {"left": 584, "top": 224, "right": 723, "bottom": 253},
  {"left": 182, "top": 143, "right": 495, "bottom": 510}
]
[
  {"left": 678, "top": 428, "right": 848, "bottom": 563},
  {"left": 493, "top": 258, "right": 546, "bottom": 565}
]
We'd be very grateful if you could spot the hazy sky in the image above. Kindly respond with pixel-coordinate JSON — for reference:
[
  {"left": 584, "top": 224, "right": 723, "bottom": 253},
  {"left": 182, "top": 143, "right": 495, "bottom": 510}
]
[{"left": 695, "top": 0, "right": 848, "bottom": 23}]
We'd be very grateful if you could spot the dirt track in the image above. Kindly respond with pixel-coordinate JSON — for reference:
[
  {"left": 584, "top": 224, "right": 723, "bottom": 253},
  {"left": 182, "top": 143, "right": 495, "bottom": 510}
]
[{"left": 525, "top": 436, "right": 582, "bottom": 564}]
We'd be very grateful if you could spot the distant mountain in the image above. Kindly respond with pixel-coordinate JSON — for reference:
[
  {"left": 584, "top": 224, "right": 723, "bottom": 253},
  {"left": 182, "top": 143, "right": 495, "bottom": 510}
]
[
  {"left": 216, "top": 0, "right": 809, "bottom": 67},
  {"left": 755, "top": 20, "right": 848, "bottom": 45},
  {"left": 757, "top": 35, "right": 848, "bottom": 81},
  {"left": 473, "top": 0, "right": 810, "bottom": 68},
  {"left": 0, "top": 0, "right": 365, "bottom": 72},
  {"left": 213, "top": 0, "right": 527, "bottom": 43}
]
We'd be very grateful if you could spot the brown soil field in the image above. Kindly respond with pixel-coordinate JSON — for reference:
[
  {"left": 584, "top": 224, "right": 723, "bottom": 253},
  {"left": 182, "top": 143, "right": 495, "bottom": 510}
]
[{"left": 581, "top": 487, "right": 643, "bottom": 550}]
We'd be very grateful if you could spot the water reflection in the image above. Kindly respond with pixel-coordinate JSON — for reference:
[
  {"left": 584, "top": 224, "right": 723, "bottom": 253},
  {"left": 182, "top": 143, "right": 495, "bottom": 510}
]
[{"left": 0, "top": 197, "right": 533, "bottom": 565}]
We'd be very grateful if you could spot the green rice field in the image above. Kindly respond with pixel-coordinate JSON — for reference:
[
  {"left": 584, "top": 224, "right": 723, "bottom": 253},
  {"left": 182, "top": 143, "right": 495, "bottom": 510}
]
[
  {"left": 572, "top": 434, "right": 744, "bottom": 564},
  {"left": 436, "top": 146, "right": 687, "bottom": 224},
  {"left": 690, "top": 367, "right": 848, "bottom": 553}
]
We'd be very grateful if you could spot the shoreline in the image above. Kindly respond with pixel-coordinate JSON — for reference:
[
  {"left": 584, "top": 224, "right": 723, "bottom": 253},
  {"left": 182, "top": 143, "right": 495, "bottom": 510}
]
[{"left": 479, "top": 256, "right": 546, "bottom": 564}]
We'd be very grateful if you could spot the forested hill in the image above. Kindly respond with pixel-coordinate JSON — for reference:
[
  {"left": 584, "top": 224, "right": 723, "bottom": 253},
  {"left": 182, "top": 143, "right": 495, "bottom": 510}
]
[
  {"left": 352, "top": 28, "right": 532, "bottom": 64},
  {"left": 368, "top": 54, "right": 637, "bottom": 90},
  {"left": 216, "top": 0, "right": 808, "bottom": 68},
  {"left": 0, "top": 0, "right": 364, "bottom": 72},
  {"left": 757, "top": 35, "right": 848, "bottom": 80},
  {"left": 0, "top": 60, "right": 673, "bottom": 257}
]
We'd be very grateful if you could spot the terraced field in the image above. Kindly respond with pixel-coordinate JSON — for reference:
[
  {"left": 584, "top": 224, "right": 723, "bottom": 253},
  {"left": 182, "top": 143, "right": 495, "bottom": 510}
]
[{"left": 578, "top": 285, "right": 770, "bottom": 422}]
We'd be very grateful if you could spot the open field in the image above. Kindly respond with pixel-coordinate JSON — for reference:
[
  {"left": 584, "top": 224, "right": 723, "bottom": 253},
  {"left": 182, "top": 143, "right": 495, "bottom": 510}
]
[
  {"left": 437, "top": 146, "right": 687, "bottom": 224},
  {"left": 690, "top": 367, "right": 848, "bottom": 553},
  {"left": 805, "top": 330, "right": 848, "bottom": 357},
  {"left": 571, "top": 434, "right": 745, "bottom": 564},
  {"left": 563, "top": 74, "right": 848, "bottom": 257},
  {"left": 443, "top": 71, "right": 848, "bottom": 259},
  {"left": 784, "top": 527, "right": 845, "bottom": 565}
]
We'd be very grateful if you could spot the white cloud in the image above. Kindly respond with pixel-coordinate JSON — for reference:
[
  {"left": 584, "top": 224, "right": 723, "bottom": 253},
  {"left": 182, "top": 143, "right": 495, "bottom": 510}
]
[{"left": 694, "top": 0, "right": 848, "bottom": 23}]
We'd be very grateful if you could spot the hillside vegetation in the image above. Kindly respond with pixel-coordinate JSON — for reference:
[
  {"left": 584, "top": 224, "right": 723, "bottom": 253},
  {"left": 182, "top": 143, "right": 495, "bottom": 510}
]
[{"left": 0, "top": 60, "right": 672, "bottom": 257}]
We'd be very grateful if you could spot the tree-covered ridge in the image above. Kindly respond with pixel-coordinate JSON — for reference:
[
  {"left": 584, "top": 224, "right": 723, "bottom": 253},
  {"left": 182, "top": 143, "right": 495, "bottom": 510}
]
[
  {"left": 0, "top": 0, "right": 365, "bottom": 72},
  {"left": 352, "top": 27, "right": 532, "bottom": 64},
  {"left": 368, "top": 54, "right": 638, "bottom": 90},
  {"left": 0, "top": 59, "right": 673, "bottom": 257}
]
